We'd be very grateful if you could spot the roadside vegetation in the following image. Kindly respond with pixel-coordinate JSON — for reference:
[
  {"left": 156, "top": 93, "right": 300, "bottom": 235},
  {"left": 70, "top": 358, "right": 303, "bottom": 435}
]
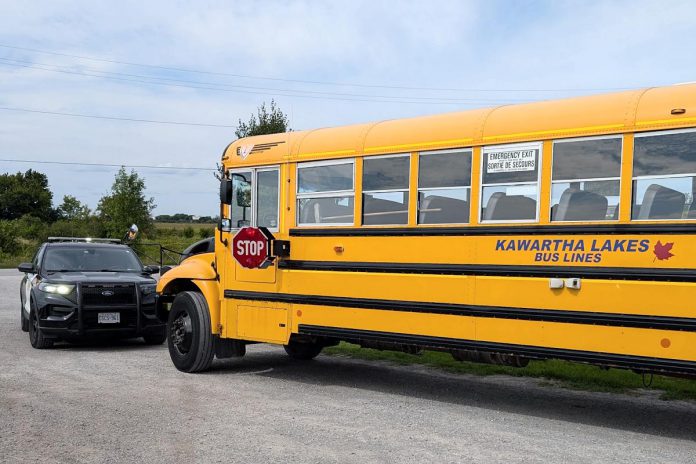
[
  {"left": 0, "top": 167, "right": 214, "bottom": 268},
  {"left": 324, "top": 343, "right": 696, "bottom": 401}
]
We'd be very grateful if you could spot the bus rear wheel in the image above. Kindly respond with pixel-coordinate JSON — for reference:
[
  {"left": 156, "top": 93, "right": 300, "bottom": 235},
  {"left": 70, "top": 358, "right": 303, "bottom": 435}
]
[
  {"left": 284, "top": 340, "right": 323, "bottom": 360},
  {"left": 167, "top": 291, "right": 214, "bottom": 373}
]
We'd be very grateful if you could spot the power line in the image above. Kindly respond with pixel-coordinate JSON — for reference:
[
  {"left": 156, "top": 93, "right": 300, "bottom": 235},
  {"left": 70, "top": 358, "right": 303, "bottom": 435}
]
[
  {"left": 0, "top": 43, "right": 635, "bottom": 93},
  {"left": 0, "top": 106, "right": 236, "bottom": 128},
  {"left": 0, "top": 57, "right": 532, "bottom": 104},
  {"left": 0, "top": 59, "right": 496, "bottom": 106},
  {"left": 0, "top": 158, "right": 216, "bottom": 171}
]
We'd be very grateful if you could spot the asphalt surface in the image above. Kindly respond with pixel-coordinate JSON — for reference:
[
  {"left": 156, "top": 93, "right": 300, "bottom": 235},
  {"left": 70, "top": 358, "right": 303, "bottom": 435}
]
[{"left": 1, "top": 269, "right": 696, "bottom": 463}]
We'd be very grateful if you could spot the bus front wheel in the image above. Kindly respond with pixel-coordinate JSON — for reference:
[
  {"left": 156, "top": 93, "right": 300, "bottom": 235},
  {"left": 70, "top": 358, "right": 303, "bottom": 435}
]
[
  {"left": 284, "top": 340, "right": 323, "bottom": 360},
  {"left": 167, "top": 291, "right": 214, "bottom": 373}
]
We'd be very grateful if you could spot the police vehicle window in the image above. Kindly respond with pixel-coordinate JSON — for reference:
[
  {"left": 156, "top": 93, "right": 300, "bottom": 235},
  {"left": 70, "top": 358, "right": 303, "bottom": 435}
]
[
  {"left": 481, "top": 143, "right": 541, "bottom": 222},
  {"left": 297, "top": 160, "right": 354, "bottom": 225},
  {"left": 256, "top": 169, "right": 279, "bottom": 230},
  {"left": 632, "top": 129, "right": 696, "bottom": 220},
  {"left": 363, "top": 154, "right": 410, "bottom": 225},
  {"left": 231, "top": 170, "right": 252, "bottom": 229},
  {"left": 418, "top": 149, "right": 471, "bottom": 224},
  {"left": 550, "top": 137, "right": 622, "bottom": 222},
  {"left": 43, "top": 247, "right": 142, "bottom": 272}
]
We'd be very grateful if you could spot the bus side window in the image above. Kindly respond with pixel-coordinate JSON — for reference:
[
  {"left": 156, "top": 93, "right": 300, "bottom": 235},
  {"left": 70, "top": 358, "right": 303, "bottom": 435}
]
[
  {"left": 480, "top": 143, "right": 541, "bottom": 222},
  {"left": 297, "top": 160, "right": 355, "bottom": 226},
  {"left": 550, "top": 137, "right": 622, "bottom": 222},
  {"left": 362, "top": 155, "right": 410, "bottom": 226},
  {"left": 418, "top": 149, "right": 471, "bottom": 224},
  {"left": 632, "top": 130, "right": 696, "bottom": 220}
]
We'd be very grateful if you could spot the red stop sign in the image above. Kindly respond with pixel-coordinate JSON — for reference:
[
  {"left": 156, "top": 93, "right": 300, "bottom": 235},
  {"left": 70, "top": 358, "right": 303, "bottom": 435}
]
[{"left": 232, "top": 227, "right": 271, "bottom": 268}]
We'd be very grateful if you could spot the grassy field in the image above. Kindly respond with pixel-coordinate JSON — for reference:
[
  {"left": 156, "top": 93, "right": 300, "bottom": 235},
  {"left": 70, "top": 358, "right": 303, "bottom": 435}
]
[
  {"left": 324, "top": 342, "right": 696, "bottom": 401},
  {"left": 0, "top": 223, "right": 216, "bottom": 268}
]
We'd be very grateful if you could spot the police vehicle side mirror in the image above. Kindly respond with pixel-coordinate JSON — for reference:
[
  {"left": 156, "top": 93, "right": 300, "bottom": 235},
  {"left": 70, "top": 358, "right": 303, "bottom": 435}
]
[
  {"left": 220, "top": 179, "right": 232, "bottom": 205},
  {"left": 17, "top": 262, "right": 35, "bottom": 273},
  {"left": 143, "top": 265, "right": 160, "bottom": 275},
  {"left": 160, "top": 265, "right": 172, "bottom": 276}
]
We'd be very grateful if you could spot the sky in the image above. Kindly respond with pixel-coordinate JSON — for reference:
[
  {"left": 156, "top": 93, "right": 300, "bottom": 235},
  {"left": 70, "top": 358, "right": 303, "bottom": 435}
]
[{"left": 1, "top": 0, "right": 695, "bottom": 217}]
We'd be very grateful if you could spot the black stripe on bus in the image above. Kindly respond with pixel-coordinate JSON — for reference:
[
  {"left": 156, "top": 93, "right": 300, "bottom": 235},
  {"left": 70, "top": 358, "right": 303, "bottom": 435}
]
[
  {"left": 277, "top": 260, "right": 696, "bottom": 282},
  {"left": 289, "top": 223, "right": 696, "bottom": 237},
  {"left": 224, "top": 290, "right": 696, "bottom": 332},
  {"left": 297, "top": 325, "right": 696, "bottom": 376}
]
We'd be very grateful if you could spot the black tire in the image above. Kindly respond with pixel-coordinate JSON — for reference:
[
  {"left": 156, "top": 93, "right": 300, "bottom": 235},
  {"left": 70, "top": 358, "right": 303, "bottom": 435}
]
[
  {"left": 284, "top": 340, "right": 323, "bottom": 360},
  {"left": 143, "top": 330, "right": 167, "bottom": 345},
  {"left": 29, "top": 299, "right": 53, "bottom": 349},
  {"left": 167, "top": 291, "right": 214, "bottom": 373}
]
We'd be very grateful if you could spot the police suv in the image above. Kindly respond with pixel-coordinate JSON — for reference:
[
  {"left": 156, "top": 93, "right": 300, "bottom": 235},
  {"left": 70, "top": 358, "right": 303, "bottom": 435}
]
[{"left": 18, "top": 237, "right": 166, "bottom": 348}]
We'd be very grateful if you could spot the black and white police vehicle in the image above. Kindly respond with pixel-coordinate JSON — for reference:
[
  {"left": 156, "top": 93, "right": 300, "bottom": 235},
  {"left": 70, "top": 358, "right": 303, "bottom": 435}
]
[{"left": 18, "top": 237, "right": 166, "bottom": 348}]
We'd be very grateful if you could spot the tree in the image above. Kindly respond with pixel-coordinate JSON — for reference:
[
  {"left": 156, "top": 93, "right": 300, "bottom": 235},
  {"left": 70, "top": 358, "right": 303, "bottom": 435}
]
[
  {"left": 0, "top": 169, "right": 56, "bottom": 221},
  {"left": 97, "top": 167, "right": 155, "bottom": 238},
  {"left": 58, "top": 195, "right": 91, "bottom": 221},
  {"left": 235, "top": 100, "right": 290, "bottom": 139}
]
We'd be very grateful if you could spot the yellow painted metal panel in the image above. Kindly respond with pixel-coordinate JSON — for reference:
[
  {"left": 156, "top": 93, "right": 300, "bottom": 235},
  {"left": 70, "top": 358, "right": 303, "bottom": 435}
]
[
  {"left": 618, "top": 133, "right": 634, "bottom": 222},
  {"left": 192, "top": 279, "right": 221, "bottom": 335},
  {"left": 539, "top": 140, "right": 553, "bottom": 224},
  {"left": 293, "top": 305, "right": 477, "bottom": 341},
  {"left": 237, "top": 304, "right": 289, "bottom": 343},
  {"left": 408, "top": 153, "right": 418, "bottom": 226},
  {"left": 288, "top": 303, "right": 696, "bottom": 362},
  {"left": 635, "top": 85, "right": 696, "bottom": 131},
  {"left": 287, "top": 234, "right": 696, "bottom": 269},
  {"left": 475, "top": 318, "right": 696, "bottom": 362}
]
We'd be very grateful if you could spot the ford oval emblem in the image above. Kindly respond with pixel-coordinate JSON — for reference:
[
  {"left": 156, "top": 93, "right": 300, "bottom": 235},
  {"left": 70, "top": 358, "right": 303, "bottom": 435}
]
[{"left": 102, "top": 290, "right": 114, "bottom": 297}]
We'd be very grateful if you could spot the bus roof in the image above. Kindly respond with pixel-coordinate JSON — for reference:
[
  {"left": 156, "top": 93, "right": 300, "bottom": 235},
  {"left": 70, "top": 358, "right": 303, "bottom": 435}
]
[{"left": 223, "top": 83, "right": 696, "bottom": 167}]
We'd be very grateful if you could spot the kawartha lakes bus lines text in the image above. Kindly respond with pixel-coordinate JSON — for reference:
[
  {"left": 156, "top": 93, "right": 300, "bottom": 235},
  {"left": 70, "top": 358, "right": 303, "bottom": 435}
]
[{"left": 495, "top": 238, "right": 675, "bottom": 263}]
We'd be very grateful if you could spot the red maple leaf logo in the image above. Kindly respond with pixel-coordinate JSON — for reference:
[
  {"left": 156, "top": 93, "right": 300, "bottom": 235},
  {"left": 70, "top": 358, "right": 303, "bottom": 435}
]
[{"left": 653, "top": 241, "right": 674, "bottom": 261}]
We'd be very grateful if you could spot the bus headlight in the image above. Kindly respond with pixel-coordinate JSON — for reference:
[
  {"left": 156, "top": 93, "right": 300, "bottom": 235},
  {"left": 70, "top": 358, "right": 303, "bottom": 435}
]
[{"left": 38, "top": 282, "right": 75, "bottom": 295}]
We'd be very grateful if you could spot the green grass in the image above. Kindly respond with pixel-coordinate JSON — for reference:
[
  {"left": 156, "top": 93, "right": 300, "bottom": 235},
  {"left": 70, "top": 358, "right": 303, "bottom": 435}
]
[
  {"left": 154, "top": 222, "right": 215, "bottom": 231},
  {"left": 324, "top": 342, "right": 696, "bottom": 401}
]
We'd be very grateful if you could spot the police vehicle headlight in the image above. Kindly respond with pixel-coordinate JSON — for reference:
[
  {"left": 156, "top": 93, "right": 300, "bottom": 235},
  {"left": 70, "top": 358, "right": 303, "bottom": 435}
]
[
  {"left": 38, "top": 282, "right": 75, "bottom": 295},
  {"left": 140, "top": 284, "right": 156, "bottom": 295}
]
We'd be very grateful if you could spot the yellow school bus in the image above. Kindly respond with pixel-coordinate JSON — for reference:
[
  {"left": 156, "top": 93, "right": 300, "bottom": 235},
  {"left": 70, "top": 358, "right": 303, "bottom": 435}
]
[{"left": 157, "top": 83, "right": 696, "bottom": 376}]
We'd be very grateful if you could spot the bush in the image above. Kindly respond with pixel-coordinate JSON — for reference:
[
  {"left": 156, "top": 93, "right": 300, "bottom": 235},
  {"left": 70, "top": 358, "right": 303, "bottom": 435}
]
[
  {"left": 198, "top": 227, "right": 214, "bottom": 239},
  {"left": 0, "top": 220, "right": 19, "bottom": 254},
  {"left": 47, "top": 218, "right": 107, "bottom": 240},
  {"left": 182, "top": 226, "right": 194, "bottom": 238},
  {"left": 15, "top": 215, "right": 48, "bottom": 241}
]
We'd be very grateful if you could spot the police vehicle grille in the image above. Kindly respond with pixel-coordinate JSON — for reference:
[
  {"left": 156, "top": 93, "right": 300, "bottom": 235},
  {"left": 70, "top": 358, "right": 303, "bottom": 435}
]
[{"left": 81, "top": 284, "right": 136, "bottom": 306}]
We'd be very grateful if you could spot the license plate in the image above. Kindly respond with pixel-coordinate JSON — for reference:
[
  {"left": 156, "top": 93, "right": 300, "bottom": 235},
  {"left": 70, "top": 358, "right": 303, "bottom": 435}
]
[{"left": 98, "top": 312, "right": 120, "bottom": 324}]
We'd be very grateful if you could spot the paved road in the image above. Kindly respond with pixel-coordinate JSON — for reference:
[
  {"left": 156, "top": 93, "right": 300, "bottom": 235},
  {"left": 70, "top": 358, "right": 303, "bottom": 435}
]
[{"left": 1, "top": 269, "right": 696, "bottom": 463}]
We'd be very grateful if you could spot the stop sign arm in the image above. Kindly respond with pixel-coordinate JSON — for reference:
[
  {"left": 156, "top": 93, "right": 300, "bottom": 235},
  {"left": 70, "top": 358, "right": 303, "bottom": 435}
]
[{"left": 259, "top": 227, "right": 291, "bottom": 258}]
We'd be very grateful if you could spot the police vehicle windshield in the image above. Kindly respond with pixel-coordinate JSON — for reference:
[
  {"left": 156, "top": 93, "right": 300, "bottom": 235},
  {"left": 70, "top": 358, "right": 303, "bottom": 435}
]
[{"left": 43, "top": 246, "right": 143, "bottom": 272}]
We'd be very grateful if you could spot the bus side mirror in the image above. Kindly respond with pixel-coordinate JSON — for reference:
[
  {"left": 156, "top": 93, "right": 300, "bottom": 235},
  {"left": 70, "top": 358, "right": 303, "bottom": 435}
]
[{"left": 220, "top": 179, "right": 233, "bottom": 205}]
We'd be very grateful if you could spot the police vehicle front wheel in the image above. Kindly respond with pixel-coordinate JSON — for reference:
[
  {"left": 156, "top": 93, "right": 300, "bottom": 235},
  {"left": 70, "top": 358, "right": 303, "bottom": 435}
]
[
  {"left": 167, "top": 291, "right": 214, "bottom": 373},
  {"left": 29, "top": 300, "right": 53, "bottom": 349}
]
